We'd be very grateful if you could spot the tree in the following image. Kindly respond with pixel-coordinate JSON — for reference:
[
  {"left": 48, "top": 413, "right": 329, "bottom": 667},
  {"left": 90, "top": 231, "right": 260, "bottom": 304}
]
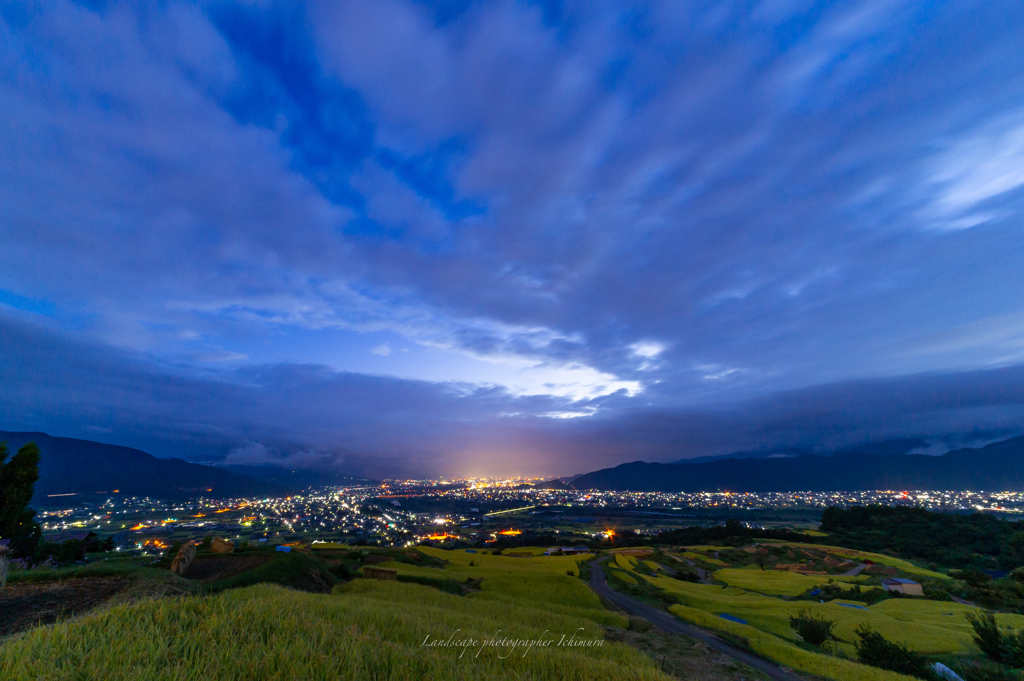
[
  {"left": 0, "top": 441, "right": 42, "bottom": 559},
  {"left": 855, "top": 625, "right": 939, "bottom": 680}
]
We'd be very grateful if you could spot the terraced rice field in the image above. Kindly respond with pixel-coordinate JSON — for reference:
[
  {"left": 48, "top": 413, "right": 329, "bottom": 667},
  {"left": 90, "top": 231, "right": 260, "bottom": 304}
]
[{"left": 712, "top": 568, "right": 871, "bottom": 596}]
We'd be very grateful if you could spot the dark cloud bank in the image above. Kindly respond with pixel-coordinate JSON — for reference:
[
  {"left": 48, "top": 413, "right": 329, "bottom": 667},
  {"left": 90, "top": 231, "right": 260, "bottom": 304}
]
[{"left": 3, "top": 314, "right": 1023, "bottom": 479}]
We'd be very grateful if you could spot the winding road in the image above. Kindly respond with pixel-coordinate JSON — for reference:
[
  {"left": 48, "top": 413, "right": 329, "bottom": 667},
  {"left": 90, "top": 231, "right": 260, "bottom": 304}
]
[{"left": 589, "top": 557, "right": 803, "bottom": 681}]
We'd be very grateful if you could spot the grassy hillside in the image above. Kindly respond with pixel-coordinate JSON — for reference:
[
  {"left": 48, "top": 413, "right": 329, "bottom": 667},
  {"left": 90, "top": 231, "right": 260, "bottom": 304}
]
[
  {"left": 1, "top": 580, "right": 678, "bottom": 680},
  {"left": 0, "top": 547, "right": 677, "bottom": 680}
]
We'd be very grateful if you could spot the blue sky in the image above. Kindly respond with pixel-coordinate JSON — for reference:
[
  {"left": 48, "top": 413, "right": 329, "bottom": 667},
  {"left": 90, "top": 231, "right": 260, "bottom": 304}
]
[{"left": 1, "top": 0, "right": 1024, "bottom": 477}]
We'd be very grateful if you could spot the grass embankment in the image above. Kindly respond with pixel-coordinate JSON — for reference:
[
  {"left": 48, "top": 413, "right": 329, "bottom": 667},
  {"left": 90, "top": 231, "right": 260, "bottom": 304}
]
[
  {"left": 6, "top": 555, "right": 204, "bottom": 603},
  {"left": 5, "top": 556, "right": 154, "bottom": 584},
  {"left": 607, "top": 568, "right": 639, "bottom": 586},
  {"left": 1, "top": 556, "right": 202, "bottom": 637},
  {"left": 614, "top": 553, "right": 637, "bottom": 571},
  {"left": 678, "top": 551, "right": 729, "bottom": 566},
  {"left": 0, "top": 552, "right": 674, "bottom": 681},
  {"left": 206, "top": 551, "right": 337, "bottom": 593},
  {"left": 712, "top": 568, "right": 871, "bottom": 596}
]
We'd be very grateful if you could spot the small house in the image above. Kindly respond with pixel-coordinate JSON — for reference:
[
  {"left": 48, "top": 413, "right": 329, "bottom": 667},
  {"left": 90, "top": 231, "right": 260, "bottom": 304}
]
[{"left": 881, "top": 578, "right": 924, "bottom": 596}]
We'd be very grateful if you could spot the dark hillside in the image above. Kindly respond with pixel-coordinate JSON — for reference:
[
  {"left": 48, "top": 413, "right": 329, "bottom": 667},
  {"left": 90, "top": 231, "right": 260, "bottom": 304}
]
[
  {"left": 0, "top": 431, "right": 290, "bottom": 502},
  {"left": 571, "top": 436, "right": 1024, "bottom": 492}
]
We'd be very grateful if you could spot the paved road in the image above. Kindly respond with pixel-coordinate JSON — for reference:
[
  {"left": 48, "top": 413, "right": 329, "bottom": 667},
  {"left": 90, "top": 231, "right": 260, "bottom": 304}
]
[
  {"left": 839, "top": 563, "right": 867, "bottom": 577},
  {"left": 590, "top": 558, "right": 803, "bottom": 681}
]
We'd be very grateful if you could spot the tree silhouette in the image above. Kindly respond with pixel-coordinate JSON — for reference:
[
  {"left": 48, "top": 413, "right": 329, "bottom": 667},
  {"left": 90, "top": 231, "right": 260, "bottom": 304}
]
[{"left": 0, "top": 441, "right": 42, "bottom": 559}]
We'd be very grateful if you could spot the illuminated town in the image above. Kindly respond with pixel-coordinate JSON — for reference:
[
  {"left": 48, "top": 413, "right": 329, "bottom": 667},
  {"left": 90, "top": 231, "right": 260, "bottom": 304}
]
[{"left": 36, "top": 478, "right": 1024, "bottom": 555}]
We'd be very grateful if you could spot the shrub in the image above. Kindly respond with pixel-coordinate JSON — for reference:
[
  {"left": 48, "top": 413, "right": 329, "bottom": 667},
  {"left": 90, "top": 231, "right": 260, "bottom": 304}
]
[
  {"left": 627, "top": 616, "right": 652, "bottom": 632},
  {"left": 1009, "top": 632, "right": 1024, "bottom": 669},
  {"left": 819, "top": 579, "right": 864, "bottom": 602},
  {"left": 789, "top": 610, "right": 835, "bottom": 647},
  {"left": 854, "top": 625, "right": 939, "bottom": 680},
  {"left": 968, "top": 611, "right": 1024, "bottom": 669},
  {"left": 962, "top": 661, "right": 1024, "bottom": 681},
  {"left": 38, "top": 539, "right": 86, "bottom": 564},
  {"left": 329, "top": 562, "right": 352, "bottom": 581},
  {"left": 953, "top": 569, "right": 992, "bottom": 587},
  {"left": 673, "top": 569, "right": 700, "bottom": 583},
  {"left": 970, "top": 612, "right": 1007, "bottom": 664}
]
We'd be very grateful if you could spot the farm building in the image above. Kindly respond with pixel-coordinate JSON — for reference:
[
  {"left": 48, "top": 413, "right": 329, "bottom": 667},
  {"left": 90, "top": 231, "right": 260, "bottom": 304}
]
[
  {"left": 543, "top": 546, "right": 590, "bottom": 555},
  {"left": 881, "top": 578, "right": 924, "bottom": 596}
]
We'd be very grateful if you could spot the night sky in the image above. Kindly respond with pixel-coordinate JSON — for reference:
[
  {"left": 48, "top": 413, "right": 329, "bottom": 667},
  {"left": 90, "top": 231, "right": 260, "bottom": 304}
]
[{"left": 2, "top": 1, "right": 1024, "bottom": 478}]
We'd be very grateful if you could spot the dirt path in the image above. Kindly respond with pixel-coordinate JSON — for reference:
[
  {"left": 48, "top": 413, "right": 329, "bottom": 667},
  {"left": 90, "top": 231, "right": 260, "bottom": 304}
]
[{"left": 589, "top": 557, "right": 803, "bottom": 681}]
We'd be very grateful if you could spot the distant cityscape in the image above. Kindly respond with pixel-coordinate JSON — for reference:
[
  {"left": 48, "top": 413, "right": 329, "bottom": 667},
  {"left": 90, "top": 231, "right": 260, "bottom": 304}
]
[{"left": 37, "top": 479, "right": 1024, "bottom": 556}]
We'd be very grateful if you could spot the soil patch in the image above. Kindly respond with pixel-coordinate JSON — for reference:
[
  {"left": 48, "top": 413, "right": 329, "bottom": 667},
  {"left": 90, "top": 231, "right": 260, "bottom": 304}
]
[
  {"left": 184, "top": 554, "right": 272, "bottom": 583},
  {"left": 0, "top": 576, "right": 131, "bottom": 636}
]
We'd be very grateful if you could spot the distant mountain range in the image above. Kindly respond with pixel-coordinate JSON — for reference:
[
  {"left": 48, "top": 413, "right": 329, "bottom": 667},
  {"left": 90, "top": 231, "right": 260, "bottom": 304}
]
[
  {"left": 220, "top": 465, "right": 375, "bottom": 490},
  {"left": 674, "top": 438, "right": 929, "bottom": 464},
  {"left": 0, "top": 431, "right": 293, "bottom": 503},
  {"left": 571, "top": 436, "right": 1024, "bottom": 492}
]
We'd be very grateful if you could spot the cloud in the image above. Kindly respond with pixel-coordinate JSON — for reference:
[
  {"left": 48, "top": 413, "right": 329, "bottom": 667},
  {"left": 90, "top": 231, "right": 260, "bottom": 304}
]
[
  {"left": 1, "top": 1, "right": 1024, "bottom": 476},
  {"left": 193, "top": 351, "right": 249, "bottom": 363},
  {"left": 924, "top": 115, "right": 1024, "bottom": 230},
  {"left": 224, "top": 441, "right": 333, "bottom": 470},
  {"left": 630, "top": 341, "right": 665, "bottom": 359}
]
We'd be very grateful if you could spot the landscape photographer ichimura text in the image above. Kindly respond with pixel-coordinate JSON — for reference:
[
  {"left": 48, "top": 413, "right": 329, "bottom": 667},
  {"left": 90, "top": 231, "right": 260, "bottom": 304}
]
[{"left": 421, "top": 628, "right": 604, "bottom": 658}]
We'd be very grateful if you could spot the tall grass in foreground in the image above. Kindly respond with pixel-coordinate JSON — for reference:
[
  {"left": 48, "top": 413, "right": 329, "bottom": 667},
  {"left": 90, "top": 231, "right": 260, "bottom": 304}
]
[{"left": 0, "top": 581, "right": 674, "bottom": 681}]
